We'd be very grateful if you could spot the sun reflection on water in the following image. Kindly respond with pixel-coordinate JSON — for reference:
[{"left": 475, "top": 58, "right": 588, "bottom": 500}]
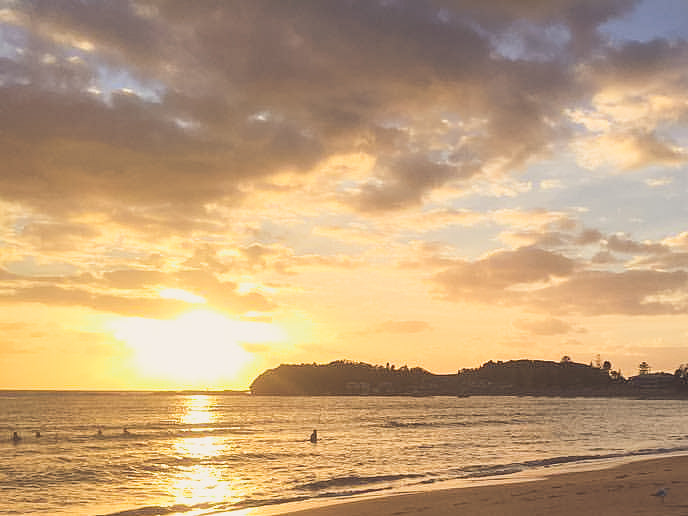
[
  {"left": 168, "top": 395, "right": 247, "bottom": 509},
  {"left": 181, "top": 395, "right": 217, "bottom": 426}
]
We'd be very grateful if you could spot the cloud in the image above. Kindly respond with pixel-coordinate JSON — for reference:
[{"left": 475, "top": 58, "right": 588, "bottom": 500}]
[
  {"left": 0, "top": 267, "right": 274, "bottom": 317},
  {"left": 2, "top": 1, "right": 688, "bottom": 365},
  {"left": 434, "top": 246, "right": 577, "bottom": 303},
  {"left": 351, "top": 155, "right": 463, "bottom": 212},
  {"left": 435, "top": 254, "right": 688, "bottom": 315},
  {"left": 431, "top": 229, "right": 688, "bottom": 315},
  {"left": 0, "top": 0, "right": 656, "bottom": 226},
  {"left": 644, "top": 176, "right": 673, "bottom": 187},
  {"left": 574, "top": 131, "right": 686, "bottom": 171},
  {"left": 534, "top": 269, "right": 688, "bottom": 315},
  {"left": 513, "top": 317, "right": 574, "bottom": 336},
  {"left": 605, "top": 234, "right": 668, "bottom": 255},
  {"left": 570, "top": 38, "right": 688, "bottom": 171},
  {"left": 16, "top": 221, "right": 101, "bottom": 252},
  {"left": 664, "top": 232, "right": 688, "bottom": 250}
]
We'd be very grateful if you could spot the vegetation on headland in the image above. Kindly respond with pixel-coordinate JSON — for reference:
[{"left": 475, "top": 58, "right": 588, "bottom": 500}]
[{"left": 249, "top": 358, "right": 688, "bottom": 398}]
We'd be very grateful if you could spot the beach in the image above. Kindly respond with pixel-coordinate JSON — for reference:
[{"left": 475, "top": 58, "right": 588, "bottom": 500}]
[{"left": 271, "top": 455, "right": 688, "bottom": 516}]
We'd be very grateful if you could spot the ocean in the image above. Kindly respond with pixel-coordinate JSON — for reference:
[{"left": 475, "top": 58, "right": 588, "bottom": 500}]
[{"left": 2, "top": 392, "right": 688, "bottom": 516}]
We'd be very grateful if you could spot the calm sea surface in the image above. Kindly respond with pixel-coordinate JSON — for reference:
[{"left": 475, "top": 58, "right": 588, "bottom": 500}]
[{"left": 2, "top": 392, "right": 688, "bottom": 516}]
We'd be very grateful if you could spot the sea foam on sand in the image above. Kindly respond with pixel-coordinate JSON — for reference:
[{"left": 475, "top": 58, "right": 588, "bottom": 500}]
[{"left": 227, "top": 454, "right": 688, "bottom": 516}]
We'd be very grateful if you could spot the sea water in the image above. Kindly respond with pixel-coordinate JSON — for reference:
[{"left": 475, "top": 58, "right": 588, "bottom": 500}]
[{"left": 2, "top": 392, "right": 688, "bottom": 516}]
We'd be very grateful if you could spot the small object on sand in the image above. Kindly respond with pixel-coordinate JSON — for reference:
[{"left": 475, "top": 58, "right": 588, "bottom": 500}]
[{"left": 652, "top": 487, "right": 668, "bottom": 503}]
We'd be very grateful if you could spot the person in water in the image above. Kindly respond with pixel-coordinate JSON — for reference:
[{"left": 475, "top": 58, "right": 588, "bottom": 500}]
[
  {"left": 12, "top": 431, "right": 21, "bottom": 443},
  {"left": 123, "top": 427, "right": 130, "bottom": 435},
  {"left": 309, "top": 429, "right": 317, "bottom": 443},
  {"left": 96, "top": 428, "right": 103, "bottom": 437},
  {"left": 34, "top": 430, "right": 41, "bottom": 438}
]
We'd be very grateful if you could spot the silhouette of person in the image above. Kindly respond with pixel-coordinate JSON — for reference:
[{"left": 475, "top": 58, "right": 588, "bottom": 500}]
[
  {"left": 12, "top": 431, "right": 21, "bottom": 443},
  {"left": 34, "top": 430, "right": 41, "bottom": 438},
  {"left": 309, "top": 429, "right": 317, "bottom": 443}
]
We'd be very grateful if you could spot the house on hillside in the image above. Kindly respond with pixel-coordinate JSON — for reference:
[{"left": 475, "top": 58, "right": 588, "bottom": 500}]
[{"left": 629, "top": 372, "right": 677, "bottom": 391}]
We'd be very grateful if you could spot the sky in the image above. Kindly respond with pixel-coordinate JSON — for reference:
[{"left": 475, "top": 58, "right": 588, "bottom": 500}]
[{"left": 1, "top": 0, "right": 688, "bottom": 390}]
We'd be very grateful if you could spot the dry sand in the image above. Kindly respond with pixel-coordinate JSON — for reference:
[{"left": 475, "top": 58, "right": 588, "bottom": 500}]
[{"left": 260, "top": 455, "right": 688, "bottom": 516}]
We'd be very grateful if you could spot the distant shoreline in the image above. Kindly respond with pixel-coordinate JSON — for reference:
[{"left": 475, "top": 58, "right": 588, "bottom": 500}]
[
  {"left": 0, "top": 389, "right": 250, "bottom": 395},
  {"left": 248, "top": 359, "right": 688, "bottom": 398},
  {"left": 3, "top": 390, "right": 688, "bottom": 400}
]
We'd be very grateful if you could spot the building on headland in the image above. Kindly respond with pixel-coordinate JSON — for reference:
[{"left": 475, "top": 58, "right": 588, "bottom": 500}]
[
  {"left": 629, "top": 372, "right": 677, "bottom": 391},
  {"left": 345, "top": 381, "right": 370, "bottom": 395}
]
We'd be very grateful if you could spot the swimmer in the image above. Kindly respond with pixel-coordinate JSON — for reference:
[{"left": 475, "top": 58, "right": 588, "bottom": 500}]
[
  {"left": 11, "top": 431, "right": 21, "bottom": 443},
  {"left": 96, "top": 428, "right": 103, "bottom": 437},
  {"left": 309, "top": 429, "right": 317, "bottom": 443},
  {"left": 123, "top": 427, "right": 130, "bottom": 435},
  {"left": 34, "top": 430, "right": 41, "bottom": 438}
]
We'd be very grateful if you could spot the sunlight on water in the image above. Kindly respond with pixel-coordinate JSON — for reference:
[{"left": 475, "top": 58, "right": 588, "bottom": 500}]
[
  {"left": 169, "top": 452, "right": 229, "bottom": 506},
  {"left": 4, "top": 394, "right": 688, "bottom": 516},
  {"left": 181, "top": 395, "right": 217, "bottom": 426},
  {"left": 169, "top": 395, "right": 247, "bottom": 508}
]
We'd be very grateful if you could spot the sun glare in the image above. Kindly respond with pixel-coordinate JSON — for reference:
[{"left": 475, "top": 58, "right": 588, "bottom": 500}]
[{"left": 110, "top": 310, "right": 285, "bottom": 386}]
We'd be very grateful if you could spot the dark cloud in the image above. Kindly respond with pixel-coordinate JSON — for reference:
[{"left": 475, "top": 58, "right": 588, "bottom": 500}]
[
  {"left": 434, "top": 246, "right": 577, "bottom": 303},
  {"left": 433, "top": 243, "right": 688, "bottom": 315},
  {"left": 632, "top": 252, "right": 688, "bottom": 270},
  {"left": 2, "top": 0, "right": 686, "bottom": 326},
  {"left": 605, "top": 234, "right": 669, "bottom": 255},
  {"left": 430, "top": 221, "right": 688, "bottom": 315},
  {"left": 0, "top": 0, "right": 659, "bottom": 226},
  {"left": 588, "top": 38, "right": 688, "bottom": 88},
  {"left": 353, "top": 155, "right": 461, "bottom": 211},
  {"left": 591, "top": 251, "right": 618, "bottom": 264},
  {"left": 575, "top": 229, "right": 604, "bottom": 245},
  {"left": 534, "top": 269, "right": 688, "bottom": 315},
  {"left": 17, "top": 221, "right": 101, "bottom": 251}
]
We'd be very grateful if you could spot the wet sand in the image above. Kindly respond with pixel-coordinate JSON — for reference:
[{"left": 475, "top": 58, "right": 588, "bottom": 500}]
[{"left": 266, "top": 455, "right": 688, "bottom": 516}]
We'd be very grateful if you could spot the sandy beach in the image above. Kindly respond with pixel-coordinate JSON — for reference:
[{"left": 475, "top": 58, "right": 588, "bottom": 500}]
[{"left": 264, "top": 455, "right": 688, "bottom": 516}]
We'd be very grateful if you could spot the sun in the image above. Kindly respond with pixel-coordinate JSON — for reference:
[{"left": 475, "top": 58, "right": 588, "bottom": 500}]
[{"left": 110, "top": 309, "right": 284, "bottom": 386}]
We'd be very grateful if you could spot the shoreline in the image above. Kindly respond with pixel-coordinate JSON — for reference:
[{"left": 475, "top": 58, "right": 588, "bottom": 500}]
[{"left": 225, "top": 453, "right": 688, "bottom": 516}]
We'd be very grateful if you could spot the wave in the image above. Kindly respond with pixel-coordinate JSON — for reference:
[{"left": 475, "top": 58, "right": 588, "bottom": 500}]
[
  {"left": 452, "top": 445, "right": 688, "bottom": 480},
  {"left": 297, "top": 472, "right": 425, "bottom": 491},
  {"left": 98, "top": 502, "right": 212, "bottom": 516},
  {"left": 0, "top": 425, "right": 260, "bottom": 447},
  {"left": 382, "top": 418, "right": 519, "bottom": 428},
  {"left": 72, "top": 445, "right": 688, "bottom": 516}
]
